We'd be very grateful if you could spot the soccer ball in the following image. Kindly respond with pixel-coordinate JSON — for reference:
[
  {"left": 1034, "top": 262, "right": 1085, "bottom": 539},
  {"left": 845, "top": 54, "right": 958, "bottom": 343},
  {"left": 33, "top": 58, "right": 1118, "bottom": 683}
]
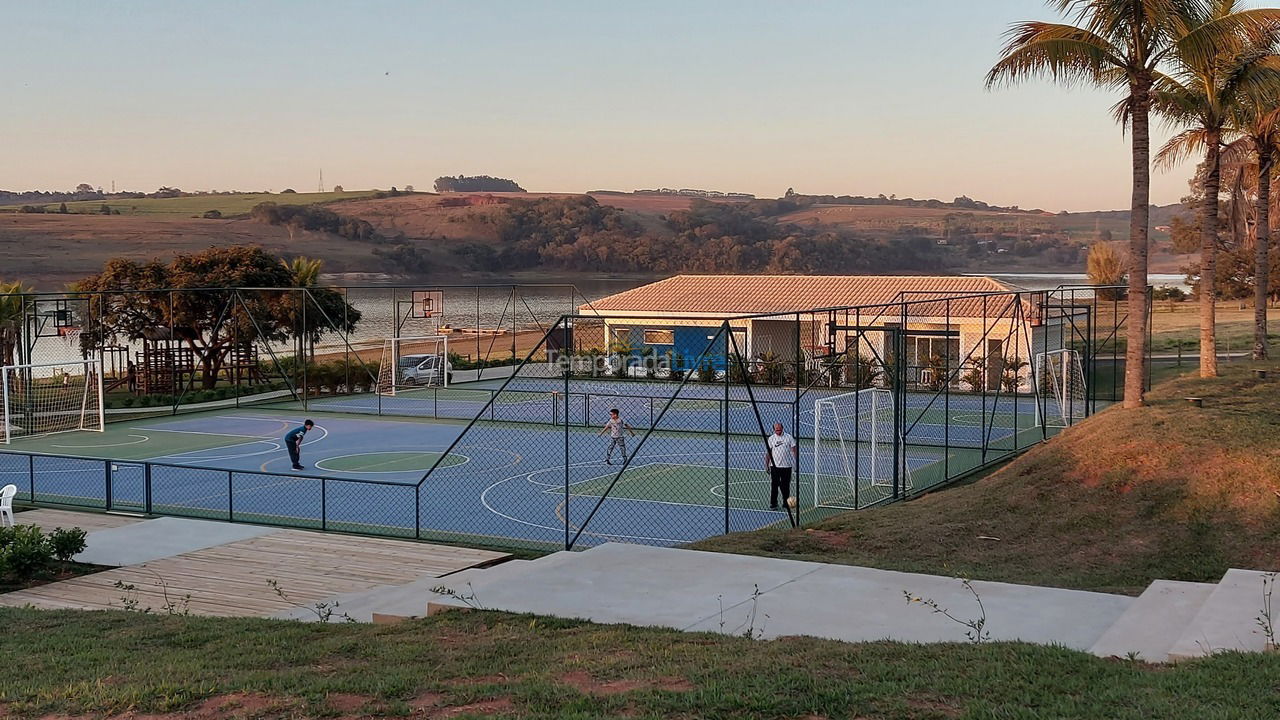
[{"left": 786, "top": 496, "right": 797, "bottom": 509}]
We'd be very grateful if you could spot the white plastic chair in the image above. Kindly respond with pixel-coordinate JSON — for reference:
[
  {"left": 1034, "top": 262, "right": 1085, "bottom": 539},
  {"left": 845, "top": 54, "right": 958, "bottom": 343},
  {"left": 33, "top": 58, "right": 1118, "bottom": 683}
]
[{"left": 0, "top": 484, "right": 16, "bottom": 528}]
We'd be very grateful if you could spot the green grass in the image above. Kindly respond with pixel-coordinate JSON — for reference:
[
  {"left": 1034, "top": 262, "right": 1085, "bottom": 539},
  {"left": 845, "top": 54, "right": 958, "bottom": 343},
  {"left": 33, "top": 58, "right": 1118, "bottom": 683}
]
[
  {"left": 693, "top": 364, "right": 1280, "bottom": 595},
  {"left": 0, "top": 191, "right": 378, "bottom": 217},
  {"left": 0, "top": 607, "right": 1276, "bottom": 719}
]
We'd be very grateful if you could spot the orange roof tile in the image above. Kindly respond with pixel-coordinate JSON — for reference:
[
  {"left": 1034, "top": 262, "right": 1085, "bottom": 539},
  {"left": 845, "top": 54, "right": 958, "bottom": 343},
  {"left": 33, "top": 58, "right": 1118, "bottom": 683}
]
[{"left": 580, "top": 275, "right": 1028, "bottom": 318}]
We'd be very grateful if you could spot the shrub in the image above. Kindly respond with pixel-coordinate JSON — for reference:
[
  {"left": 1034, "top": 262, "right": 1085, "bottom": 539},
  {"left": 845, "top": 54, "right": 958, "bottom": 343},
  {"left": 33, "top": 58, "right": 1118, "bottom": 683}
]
[
  {"left": 696, "top": 360, "right": 718, "bottom": 383},
  {"left": 48, "top": 527, "right": 87, "bottom": 562},
  {"left": 0, "top": 525, "right": 55, "bottom": 579}
]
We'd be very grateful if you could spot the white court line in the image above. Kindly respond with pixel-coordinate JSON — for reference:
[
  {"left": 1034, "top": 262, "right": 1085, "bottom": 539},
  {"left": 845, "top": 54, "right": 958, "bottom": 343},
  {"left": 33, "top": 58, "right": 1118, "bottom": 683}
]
[
  {"left": 313, "top": 450, "right": 471, "bottom": 475},
  {"left": 51, "top": 434, "right": 150, "bottom": 449}
]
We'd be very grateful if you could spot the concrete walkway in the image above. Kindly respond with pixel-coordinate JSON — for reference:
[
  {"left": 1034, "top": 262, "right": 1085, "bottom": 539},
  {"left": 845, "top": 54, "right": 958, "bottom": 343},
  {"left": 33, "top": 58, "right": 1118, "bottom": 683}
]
[
  {"left": 423, "top": 543, "right": 1131, "bottom": 650},
  {"left": 413, "top": 543, "right": 1274, "bottom": 662}
]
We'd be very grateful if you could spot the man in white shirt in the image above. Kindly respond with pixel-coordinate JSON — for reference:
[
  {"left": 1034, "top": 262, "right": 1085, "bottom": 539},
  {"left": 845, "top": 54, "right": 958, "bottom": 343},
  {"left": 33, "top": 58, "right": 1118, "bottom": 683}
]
[{"left": 765, "top": 422, "right": 797, "bottom": 510}]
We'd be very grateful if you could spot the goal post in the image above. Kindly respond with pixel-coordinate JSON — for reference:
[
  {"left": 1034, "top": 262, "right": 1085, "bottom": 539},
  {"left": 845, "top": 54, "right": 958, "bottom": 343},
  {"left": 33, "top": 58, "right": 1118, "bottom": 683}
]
[
  {"left": 1, "top": 358, "right": 105, "bottom": 444},
  {"left": 812, "top": 387, "right": 912, "bottom": 509},
  {"left": 1033, "top": 348, "right": 1087, "bottom": 427},
  {"left": 376, "top": 335, "right": 451, "bottom": 396}
]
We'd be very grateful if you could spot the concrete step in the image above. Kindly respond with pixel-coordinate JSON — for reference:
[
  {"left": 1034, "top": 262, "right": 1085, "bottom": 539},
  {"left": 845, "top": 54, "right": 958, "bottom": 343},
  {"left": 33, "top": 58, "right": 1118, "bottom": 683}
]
[
  {"left": 428, "top": 552, "right": 584, "bottom": 608},
  {"left": 1168, "top": 569, "right": 1279, "bottom": 661},
  {"left": 1088, "top": 580, "right": 1215, "bottom": 662}
]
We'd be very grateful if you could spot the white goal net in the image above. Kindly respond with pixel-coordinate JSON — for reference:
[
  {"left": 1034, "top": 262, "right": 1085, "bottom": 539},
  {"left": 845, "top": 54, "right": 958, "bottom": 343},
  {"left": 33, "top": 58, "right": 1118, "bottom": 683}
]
[
  {"left": 1, "top": 359, "right": 105, "bottom": 444},
  {"left": 1034, "top": 349, "right": 1087, "bottom": 427},
  {"left": 813, "top": 387, "right": 912, "bottom": 509},
  {"left": 376, "top": 335, "right": 451, "bottom": 396}
]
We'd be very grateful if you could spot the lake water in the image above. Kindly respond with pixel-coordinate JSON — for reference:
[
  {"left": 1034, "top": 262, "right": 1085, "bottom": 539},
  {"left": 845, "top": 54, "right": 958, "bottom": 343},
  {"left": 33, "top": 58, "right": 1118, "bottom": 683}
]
[
  {"left": 978, "top": 272, "right": 1190, "bottom": 292},
  {"left": 32, "top": 273, "right": 1183, "bottom": 371}
]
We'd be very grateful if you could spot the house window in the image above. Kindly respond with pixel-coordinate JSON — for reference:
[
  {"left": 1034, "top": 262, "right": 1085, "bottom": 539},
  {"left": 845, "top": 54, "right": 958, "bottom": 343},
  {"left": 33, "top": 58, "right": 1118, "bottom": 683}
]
[
  {"left": 643, "top": 329, "right": 674, "bottom": 345},
  {"left": 610, "top": 327, "right": 632, "bottom": 352},
  {"left": 907, "top": 335, "right": 961, "bottom": 368}
]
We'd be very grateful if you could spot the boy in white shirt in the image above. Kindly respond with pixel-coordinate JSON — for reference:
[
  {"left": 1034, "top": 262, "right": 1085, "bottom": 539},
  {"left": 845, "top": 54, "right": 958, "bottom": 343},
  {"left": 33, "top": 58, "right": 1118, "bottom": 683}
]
[{"left": 599, "top": 408, "right": 636, "bottom": 465}]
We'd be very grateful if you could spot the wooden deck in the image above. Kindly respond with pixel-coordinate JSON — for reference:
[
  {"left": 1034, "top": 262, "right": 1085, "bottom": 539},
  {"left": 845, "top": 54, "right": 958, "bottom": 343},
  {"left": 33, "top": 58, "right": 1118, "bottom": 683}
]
[
  {"left": 11, "top": 508, "right": 144, "bottom": 534},
  {"left": 0, "top": 528, "right": 509, "bottom": 617}
]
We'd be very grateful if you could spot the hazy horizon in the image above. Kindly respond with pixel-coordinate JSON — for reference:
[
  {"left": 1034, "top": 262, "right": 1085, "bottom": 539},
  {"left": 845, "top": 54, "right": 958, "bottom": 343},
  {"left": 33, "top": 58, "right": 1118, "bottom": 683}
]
[{"left": 6, "top": 0, "right": 1230, "bottom": 213}]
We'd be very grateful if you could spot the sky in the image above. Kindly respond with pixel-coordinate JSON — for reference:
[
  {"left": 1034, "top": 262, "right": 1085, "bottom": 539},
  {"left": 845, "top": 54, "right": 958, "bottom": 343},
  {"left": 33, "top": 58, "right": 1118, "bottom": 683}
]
[{"left": 0, "top": 1, "right": 1219, "bottom": 212}]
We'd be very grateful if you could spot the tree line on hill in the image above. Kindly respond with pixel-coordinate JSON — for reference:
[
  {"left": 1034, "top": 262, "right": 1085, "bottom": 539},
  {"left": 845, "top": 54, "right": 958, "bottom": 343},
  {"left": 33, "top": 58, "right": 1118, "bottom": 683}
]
[
  {"left": 433, "top": 175, "right": 525, "bottom": 193},
  {"left": 782, "top": 189, "right": 1037, "bottom": 213},
  {"left": 451, "top": 196, "right": 948, "bottom": 274}
]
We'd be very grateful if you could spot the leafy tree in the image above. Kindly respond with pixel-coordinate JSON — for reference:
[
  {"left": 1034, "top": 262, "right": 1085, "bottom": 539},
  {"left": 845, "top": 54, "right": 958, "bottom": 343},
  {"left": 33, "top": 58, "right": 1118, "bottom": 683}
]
[
  {"left": 987, "top": 0, "right": 1280, "bottom": 406},
  {"left": 1086, "top": 242, "right": 1128, "bottom": 300},
  {"left": 77, "top": 247, "right": 359, "bottom": 389},
  {"left": 57, "top": 202, "right": 67, "bottom": 214},
  {"left": 332, "top": 185, "right": 344, "bottom": 192},
  {"left": 74, "top": 183, "right": 94, "bottom": 194}
]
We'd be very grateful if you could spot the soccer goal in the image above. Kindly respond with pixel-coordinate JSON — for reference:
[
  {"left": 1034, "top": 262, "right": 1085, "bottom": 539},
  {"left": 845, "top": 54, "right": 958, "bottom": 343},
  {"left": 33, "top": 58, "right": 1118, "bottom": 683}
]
[
  {"left": 812, "top": 387, "right": 913, "bottom": 510},
  {"left": 1, "top": 359, "right": 105, "bottom": 444},
  {"left": 1034, "top": 348, "right": 1087, "bottom": 427},
  {"left": 376, "top": 335, "right": 451, "bottom": 396}
]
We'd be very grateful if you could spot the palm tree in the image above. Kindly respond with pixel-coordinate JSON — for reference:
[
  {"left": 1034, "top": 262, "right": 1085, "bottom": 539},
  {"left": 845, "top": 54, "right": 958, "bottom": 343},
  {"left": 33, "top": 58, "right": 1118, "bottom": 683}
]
[
  {"left": 0, "top": 280, "right": 32, "bottom": 368},
  {"left": 1227, "top": 103, "right": 1280, "bottom": 358},
  {"left": 1154, "top": 8, "right": 1280, "bottom": 376},
  {"left": 988, "top": 0, "right": 1280, "bottom": 405},
  {"left": 281, "top": 256, "right": 324, "bottom": 288},
  {"left": 281, "top": 256, "right": 326, "bottom": 365}
]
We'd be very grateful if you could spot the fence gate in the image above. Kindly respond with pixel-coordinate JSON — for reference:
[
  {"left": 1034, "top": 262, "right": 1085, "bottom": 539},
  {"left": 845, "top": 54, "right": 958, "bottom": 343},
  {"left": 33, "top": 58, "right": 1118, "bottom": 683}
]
[{"left": 107, "top": 461, "right": 147, "bottom": 513}]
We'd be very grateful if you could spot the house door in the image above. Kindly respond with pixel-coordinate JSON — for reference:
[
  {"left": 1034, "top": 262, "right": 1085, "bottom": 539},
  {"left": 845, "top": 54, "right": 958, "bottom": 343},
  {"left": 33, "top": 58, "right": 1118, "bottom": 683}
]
[{"left": 985, "top": 339, "right": 1003, "bottom": 391}]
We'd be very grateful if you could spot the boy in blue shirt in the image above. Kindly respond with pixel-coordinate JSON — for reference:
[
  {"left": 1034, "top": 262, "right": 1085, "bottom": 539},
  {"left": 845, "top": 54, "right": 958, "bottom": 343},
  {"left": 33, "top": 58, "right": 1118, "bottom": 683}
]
[{"left": 284, "top": 420, "right": 314, "bottom": 470}]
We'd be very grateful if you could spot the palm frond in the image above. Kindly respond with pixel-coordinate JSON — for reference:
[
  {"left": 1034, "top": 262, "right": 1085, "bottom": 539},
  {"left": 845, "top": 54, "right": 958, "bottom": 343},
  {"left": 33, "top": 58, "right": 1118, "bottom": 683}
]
[
  {"left": 986, "top": 22, "right": 1123, "bottom": 89},
  {"left": 1155, "top": 127, "right": 1215, "bottom": 169}
]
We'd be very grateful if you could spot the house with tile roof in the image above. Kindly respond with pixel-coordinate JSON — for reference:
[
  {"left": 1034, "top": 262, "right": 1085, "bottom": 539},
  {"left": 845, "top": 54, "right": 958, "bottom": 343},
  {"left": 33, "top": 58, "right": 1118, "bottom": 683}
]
[{"left": 576, "top": 275, "right": 1062, "bottom": 390}]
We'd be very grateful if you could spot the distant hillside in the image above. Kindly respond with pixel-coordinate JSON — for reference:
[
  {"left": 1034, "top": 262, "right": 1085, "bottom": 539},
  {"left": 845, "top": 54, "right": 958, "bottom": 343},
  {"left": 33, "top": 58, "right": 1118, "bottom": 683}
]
[
  {"left": 0, "top": 190, "right": 379, "bottom": 217},
  {"left": 0, "top": 188, "right": 1196, "bottom": 286}
]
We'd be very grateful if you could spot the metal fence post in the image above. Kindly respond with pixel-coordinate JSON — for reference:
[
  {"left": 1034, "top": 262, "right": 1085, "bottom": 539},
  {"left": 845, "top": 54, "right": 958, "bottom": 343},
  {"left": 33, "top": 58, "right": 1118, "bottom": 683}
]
[
  {"left": 145, "top": 463, "right": 153, "bottom": 514},
  {"left": 723, "top": 321, "right": 730, "bottom": 534},
  {"left": 321, "top": 478, "right": 327, "bottom": 531},
  {"left": 104, "top": 459, "right": 112, "bottom": 510},
  {"left": 227, "top": 471, "right": 234, "bottom": 521}
]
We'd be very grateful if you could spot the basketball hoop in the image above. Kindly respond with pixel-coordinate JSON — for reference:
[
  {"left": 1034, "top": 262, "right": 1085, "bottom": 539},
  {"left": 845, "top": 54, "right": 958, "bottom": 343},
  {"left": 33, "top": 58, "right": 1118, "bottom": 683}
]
[
  {"left": 58, "top": 326, "right": 82, "bottom": 350},
  {"left": 412, "top": 290, "right": 444, "bottom": 319}
]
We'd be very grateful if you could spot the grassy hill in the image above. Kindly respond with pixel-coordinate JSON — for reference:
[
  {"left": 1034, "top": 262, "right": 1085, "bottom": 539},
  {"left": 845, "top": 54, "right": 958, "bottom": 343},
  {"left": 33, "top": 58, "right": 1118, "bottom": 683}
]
[
  {"left": 1, "top": 607, "right": 1275, "bottom": 719},
  {"left": 695, "top": 364, "right": 1280, "bottom": 595},
  {"left": 0, "top": 190, "right": 378, "bottom": 217}
]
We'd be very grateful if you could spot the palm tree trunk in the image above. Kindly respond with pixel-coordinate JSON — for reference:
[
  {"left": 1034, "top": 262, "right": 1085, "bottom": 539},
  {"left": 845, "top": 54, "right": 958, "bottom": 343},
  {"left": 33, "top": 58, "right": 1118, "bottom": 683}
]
[
  {"left": 1200, "top": 131, "right": 1222, "bottom": 377},
  {"left": 1254, "top": 153, "right": 1272, "bottom": 360},
  {"left": 1124, "top": 88, "right": 1151, "bottom": 409}
]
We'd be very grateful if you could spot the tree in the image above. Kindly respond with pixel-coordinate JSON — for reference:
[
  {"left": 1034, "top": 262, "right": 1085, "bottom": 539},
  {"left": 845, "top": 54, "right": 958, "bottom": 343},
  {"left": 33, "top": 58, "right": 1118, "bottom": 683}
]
[
  {"left": 404, "top": 185, "right": 415, "bottom": 192},
  {"left": 1087, "top": 242, "right": 1128, "bottom": 300},
  {"left": 1227, "top": 102, "right": 1280, "bottom": 358},
  {"left": 74, "top": 183, "right": 94, "bottom": 194},
  {"left": 988, "top": 0, "right": 1280, "bottom": 406},
  {"left": 332, "top": 185, "right": 344, "bottom": 193},
  {"left": 0, "top": 280, "right": 32, "bottom": 367},
  {"left": 1154, "top": 7, "right": 1280, "bottom": 376},
  {"left": 77, "top": 247, "right": 360, "bottom": 390},
  {"left": 58, "top": 202, "right": 68, "bottom": 214}
]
